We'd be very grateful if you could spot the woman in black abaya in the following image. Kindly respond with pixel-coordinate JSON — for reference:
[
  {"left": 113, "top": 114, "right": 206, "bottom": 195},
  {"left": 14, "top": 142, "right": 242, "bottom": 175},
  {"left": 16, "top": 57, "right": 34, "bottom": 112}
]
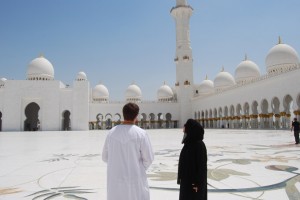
[{"left": 177, "top": 119, "right": 207, "bottom": 200}]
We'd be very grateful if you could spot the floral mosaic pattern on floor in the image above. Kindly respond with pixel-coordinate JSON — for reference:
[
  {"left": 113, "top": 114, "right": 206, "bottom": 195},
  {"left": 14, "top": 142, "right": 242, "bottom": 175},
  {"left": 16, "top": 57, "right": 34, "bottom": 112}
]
[{"left": 0, "top": 129, "right": 299, "bottom": 200}]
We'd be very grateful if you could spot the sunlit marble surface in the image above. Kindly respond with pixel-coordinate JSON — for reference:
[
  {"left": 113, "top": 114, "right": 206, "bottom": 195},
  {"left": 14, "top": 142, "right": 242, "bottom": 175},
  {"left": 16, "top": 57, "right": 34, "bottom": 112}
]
[{"left": 0, "top": 129, "right": 299, "bottom": 200}]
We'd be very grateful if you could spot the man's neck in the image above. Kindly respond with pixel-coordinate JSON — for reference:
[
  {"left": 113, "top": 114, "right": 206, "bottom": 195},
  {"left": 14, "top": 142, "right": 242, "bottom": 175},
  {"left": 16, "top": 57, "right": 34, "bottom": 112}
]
[{"left": 122, "top": 120, "right": 135, "bottom": 125}]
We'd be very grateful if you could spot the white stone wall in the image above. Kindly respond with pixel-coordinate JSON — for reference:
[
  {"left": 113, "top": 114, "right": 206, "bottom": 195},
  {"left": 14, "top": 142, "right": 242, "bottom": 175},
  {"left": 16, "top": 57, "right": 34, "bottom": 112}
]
[
  {"left": 72, "top": 81, "right": 90, "bottom": 131},
  {"left": 0, "top": 80, "right": 91, "bottom": 131}
]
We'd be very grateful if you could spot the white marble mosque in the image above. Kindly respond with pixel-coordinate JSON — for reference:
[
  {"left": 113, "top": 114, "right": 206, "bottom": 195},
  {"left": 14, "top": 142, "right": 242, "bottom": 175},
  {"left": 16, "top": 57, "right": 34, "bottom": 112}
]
[
  {"left": 0, "top": 0, "right": 300, "bottom": 132},
  {"left": 0, "top": 2, "right": 300, "bottom": 200}
]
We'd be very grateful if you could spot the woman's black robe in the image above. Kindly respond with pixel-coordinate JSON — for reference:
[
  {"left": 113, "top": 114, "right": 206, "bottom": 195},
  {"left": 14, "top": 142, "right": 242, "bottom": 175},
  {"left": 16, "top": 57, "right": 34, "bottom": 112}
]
[{"left": 178, "top": 119, "right": 207, "bottom": 200}]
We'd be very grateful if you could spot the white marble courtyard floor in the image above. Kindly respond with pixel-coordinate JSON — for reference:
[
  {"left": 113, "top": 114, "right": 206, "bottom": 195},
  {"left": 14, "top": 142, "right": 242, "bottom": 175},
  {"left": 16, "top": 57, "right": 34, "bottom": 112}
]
[{"left": 0, "top": 129, "right": 299, "bottom": 200}]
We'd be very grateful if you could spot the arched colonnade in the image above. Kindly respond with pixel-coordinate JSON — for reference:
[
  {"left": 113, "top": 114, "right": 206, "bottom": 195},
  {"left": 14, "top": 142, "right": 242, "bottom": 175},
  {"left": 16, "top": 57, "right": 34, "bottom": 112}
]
[
  {"left": 89, "top": 112, "right": 178, "bottom": 130},
  {"left": 195, "top": 94, "right": 300, "bottom": 130}
]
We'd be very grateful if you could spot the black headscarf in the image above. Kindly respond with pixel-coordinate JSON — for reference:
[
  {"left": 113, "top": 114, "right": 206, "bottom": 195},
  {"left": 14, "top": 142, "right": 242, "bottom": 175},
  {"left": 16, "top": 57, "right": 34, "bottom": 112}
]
[{"left": 182, "top": 119, "right": 204, "bottom": 144}]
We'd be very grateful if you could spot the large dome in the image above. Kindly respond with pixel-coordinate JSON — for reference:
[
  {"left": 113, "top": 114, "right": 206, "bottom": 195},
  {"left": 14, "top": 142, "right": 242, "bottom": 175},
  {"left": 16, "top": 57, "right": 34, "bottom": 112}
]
[
  {"left": 92, "top": 83, "right": 109, "bottom": 102},
  {"left": 125, "top": 83, "right": 142, "bottom": 102},
  {"left": 197, "top": 76, "right": 214, "bottom": 95},
  {"left": 157, "top": 83, "right": 174, "bottom": 101},
  {"left": 27, "top": 55, "right": 54, "bottom": 80},
  {"left": 214, "top": 68, "right": 235, "bottom": 91},
  {"left": 265, "top": 39, "right": 299, "bottom": 74},
  {"left": 235, "top": 57, "right": 260, "bottom": 84},
  {"left": 76, "top": 71, "right": 87, "bottom": 81}
]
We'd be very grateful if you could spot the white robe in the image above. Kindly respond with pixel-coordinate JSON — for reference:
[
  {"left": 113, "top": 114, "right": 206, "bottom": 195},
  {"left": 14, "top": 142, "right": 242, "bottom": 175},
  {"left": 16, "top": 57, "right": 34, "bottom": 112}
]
[{"left": 102, "top": 124, "right": 154, "bottom": 200}]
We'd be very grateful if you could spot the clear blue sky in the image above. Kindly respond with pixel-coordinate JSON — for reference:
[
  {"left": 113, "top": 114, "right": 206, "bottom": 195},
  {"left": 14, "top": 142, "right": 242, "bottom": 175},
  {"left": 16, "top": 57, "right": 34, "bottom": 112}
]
[{"left": 0, "top": 0, "right": 299, "bottom": 100}]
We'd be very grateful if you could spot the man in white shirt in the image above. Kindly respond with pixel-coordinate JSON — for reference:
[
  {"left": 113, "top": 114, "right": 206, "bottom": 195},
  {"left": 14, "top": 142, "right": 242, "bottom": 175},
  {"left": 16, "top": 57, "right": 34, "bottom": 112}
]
[{"left": 102, "top": 102, "right": 154, "bottom": 200}]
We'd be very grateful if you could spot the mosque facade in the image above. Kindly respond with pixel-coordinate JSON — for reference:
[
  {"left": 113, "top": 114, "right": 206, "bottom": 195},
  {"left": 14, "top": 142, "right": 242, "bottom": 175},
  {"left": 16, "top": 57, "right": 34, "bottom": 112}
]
[{"left": 0, "top": 0, "right": 300, "bottom": 132}]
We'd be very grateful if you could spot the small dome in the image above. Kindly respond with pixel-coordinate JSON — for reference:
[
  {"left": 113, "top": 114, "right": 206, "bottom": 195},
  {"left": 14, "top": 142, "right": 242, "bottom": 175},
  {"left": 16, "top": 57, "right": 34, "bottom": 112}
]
[
  {"left": 235, "top": 57, "right": 260, "bottom": 84},
  {"left": 197, "top": 77, "right": 214, "bottom": 95},
  {"left": 157, "top": 83, "right": 174, "bottom": 101},
  {"left": 0, "top": 77, "right": 7, "bottom": 87},
  {"left": 76, "top": 71, "right": 87, "bottom": 81},
  {"left": 27, "top": 55, "right": 54, "bottom": 80},
  {"left": 125, "top": 83, "right": 142, "bottom": 102},
  {"left": 92, "top": 83, "right": 109, "bottom": 102},
  {"left": 214, "top": 68, "right": 235, "bottom": 91},
  {"left": 265, "top": 38, "right": 299, "bottom": 74}
]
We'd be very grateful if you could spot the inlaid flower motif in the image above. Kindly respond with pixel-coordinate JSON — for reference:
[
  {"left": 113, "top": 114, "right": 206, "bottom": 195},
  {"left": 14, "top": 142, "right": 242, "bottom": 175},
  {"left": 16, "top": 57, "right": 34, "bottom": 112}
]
[
  {"left": 0, "top": 188, "right": 22, "bottom": 195},
  {"left": 252, "top": 155, "right": 298, "bottom": 163},
  {"left": 208, "top": 168, "right": 250, "bottom": 181},
  {"left": 26, "top": 186, "right": 94, "bottom": 200},
  {"left": 148, "top": 172, "right": 177, "bottom": 181}
]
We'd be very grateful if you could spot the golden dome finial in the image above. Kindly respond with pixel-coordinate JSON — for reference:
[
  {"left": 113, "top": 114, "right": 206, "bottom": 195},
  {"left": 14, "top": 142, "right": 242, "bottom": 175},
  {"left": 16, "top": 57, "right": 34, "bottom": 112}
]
[
  {"left": 38, "top": 53, "right": 44, "bottom": 58},
  {"left": 205, "top": 74, "right": 208, "bottom": 80},
  {"left": 278, "top": 36, "right": 282, "bottom": 44},
  {"left": 221, "top": 66, "right": 224, "bottom": 72},
  {"left": 244, "top": 54, "right": 248, "bottom": 61}
]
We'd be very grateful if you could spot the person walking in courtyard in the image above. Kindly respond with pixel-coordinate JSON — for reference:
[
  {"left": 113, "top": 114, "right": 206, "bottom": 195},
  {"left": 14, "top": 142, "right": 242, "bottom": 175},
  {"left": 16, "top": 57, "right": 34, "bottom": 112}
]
[
  {"left": 102, "top": 102, "right": 154, "bottom": 200},
  {"left": 177, "top": 119, "right": 207, "bottom": 200},
  {"left": 291, "top": 117, "right": 300, "bottom": 144}
]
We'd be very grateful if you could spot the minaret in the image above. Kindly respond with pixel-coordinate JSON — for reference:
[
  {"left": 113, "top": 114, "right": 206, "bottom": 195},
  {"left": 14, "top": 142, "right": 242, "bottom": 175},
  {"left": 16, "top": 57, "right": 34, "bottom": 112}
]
[{"left": 171, "top": 0, "right": 194, "bottom": 127}]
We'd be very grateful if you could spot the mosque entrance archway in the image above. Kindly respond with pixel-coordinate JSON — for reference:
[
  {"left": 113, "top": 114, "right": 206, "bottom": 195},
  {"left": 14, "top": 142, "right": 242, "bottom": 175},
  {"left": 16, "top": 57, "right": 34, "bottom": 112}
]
[
  {"left": 62, "top": 110, "right": 71, "bottom": 131},
  {"left": 24, "top": 102, "right": 40, "bottom": 131},
  {"left": 114, "top": 114, "right": 121, "bottom": 126},
  {"left": 158, "top": 113, "right": 163, "bottom": 128},
  {"left": 105, "top": 114, "right": 112, "bottom": 129},
  {"left": 166, "top": 113, "right": 172, "bottom": 128},
  {"left": 140, "top": 113, "right": 147, "bottom": 128},
  {"left": 96, "top": 113, "right": 103, "bottom": 129},
  {"left": 0, "top": 112, "right": 2, "bottom": 131}
]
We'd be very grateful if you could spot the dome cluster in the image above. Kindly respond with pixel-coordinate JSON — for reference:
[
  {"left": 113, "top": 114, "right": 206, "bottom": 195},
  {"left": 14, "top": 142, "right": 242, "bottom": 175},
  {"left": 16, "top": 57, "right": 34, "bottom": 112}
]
[
  {"left": 22, "top": 37, "right": 299, "bottom": 101},
  {"left": 23, "top": 55, "right": 177, "bottom": 102},
  {"left": 196, "top": 38, "right": 300, "bottom": 96}
]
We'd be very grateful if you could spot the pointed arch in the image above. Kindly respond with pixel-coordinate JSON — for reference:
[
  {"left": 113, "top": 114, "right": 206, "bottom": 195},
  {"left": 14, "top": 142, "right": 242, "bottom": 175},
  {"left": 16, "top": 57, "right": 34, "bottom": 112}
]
[
  {"left": 24, "top": 102, "right": 40, "bottom": 131},
  {"left": 105, "top": 114, "right": 113, "bottom": 129},
  {"left": 243, "top": 102, "right": 250, "bottom": 116},
  {"left": 62, "top": 110, "right": 71, "bottom": 131},
  {"left": 283, "top": 94, "right": 293, "bottom": 113},
  {"left": 261, "top": 99, "right": 269, "bottom": 114},
  {"left": 114, "top": 113, "right": 122, "bottom": 126},
  {"left": 96, "top": 113, "right": 103, "bottom": 129},
  {"left": 251, "top": 101, "right": 259, "bottom": 115}
]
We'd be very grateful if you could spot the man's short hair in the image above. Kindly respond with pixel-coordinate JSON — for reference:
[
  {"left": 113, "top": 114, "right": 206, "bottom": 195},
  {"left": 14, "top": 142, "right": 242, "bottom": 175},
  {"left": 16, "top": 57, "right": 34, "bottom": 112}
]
[{"left": 123, "top": 103, "right": 139, "bottom": 121}]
